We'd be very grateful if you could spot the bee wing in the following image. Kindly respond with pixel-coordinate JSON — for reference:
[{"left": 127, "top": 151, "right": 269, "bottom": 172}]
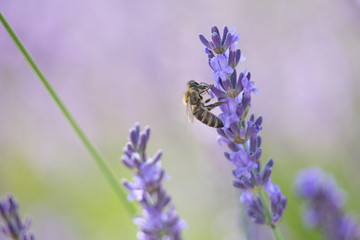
[{"left": 186, "top": 95, "right": 194, "bottom": 123}]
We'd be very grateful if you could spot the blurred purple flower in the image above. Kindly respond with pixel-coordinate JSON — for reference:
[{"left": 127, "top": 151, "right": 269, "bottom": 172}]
[
  {"left": 122, "top": 123, "right": 186, "bottom": 240},
  {"left": 240, "top": 191, "right": 266, "bottom": 225},
  {"left": 230, "top": 149, "right": 258, "bottom": 179},
  {"left": 0, "top": 194, "right": 35, "bottom": 240},
  {"left": 241, "top": 69, "right": 258, "bottom": 97},
  {"left": 294, "top": 167, "right": 360, "bottom": 240},
  {"left": 264, "top": 179, "right": 287, "bottom": 225},
  {"left": 199, "top": 26, "right": 286, "bottom": 227},
  {"left": 240, "top": 179, "right": 287, "bottom": 227}
]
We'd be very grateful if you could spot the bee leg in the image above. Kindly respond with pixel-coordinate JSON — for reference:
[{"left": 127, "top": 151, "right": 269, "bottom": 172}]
[
  {"left": 198, "top": 87, "right": 212, "bottom": 95},
  {"left": 204, "top": 101, "right": 225, "bottom": 111}
]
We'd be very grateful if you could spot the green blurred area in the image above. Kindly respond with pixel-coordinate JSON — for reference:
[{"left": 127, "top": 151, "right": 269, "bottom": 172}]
[{"left": 1, "top": 0, "right": 360, "bottom": 239}]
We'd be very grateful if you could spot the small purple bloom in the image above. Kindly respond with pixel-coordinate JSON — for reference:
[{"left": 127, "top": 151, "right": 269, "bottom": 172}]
[
  {"left": 219, "top": 97, "right": 241, "bottom": 128},
  {"left": 228, "top": 27, "right": 240, "bottom": 48},
  {"left": 0, "top": 195, "right": 35, "bottom": 240},
  {"left": 264, "top": 179, "right": 287, "bottom": 224},
  {"left": 210, "top": 54, "right": 234, "bottom": 82},
  {"left": 230, "top": 149, "right": 258, "bottom": 179},
  {"left": 241, "top": 69, "right": 258, "bottom": 97},
  {"left": 240, "top": 191, "right": 266, "bottom": 225},
  {"left": 122, "top": 123, "right": 186, "bottom": 239}
]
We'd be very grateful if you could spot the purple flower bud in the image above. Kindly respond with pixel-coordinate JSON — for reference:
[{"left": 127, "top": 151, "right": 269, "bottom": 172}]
[
  {"left": 246, "top": 123, "right": 256, "bottom": 139},
  {"left": 255, "top": 116, "right": 262, "bottom": 127},
  {"left": 257, "top": 136, "right": 262, "bottom": 147},
  {"left": 144, "top": 126, "right": 151, "bottom": 143},
  {"left": 222, "top": 78, "right": 233, "bottom": 92},
  {"left": 254, "top": 172, "right": 262, "bottom": 186},
  {"left": 134, "top": 123, "right": 140, "bottom": 139},
  {"left": 217, "top": 136, "right": 230, "bottom": 147},
  {"left": 224, "top": 128, "right": 235, "bottom": 141},
  {"left": 224, "top": 152, "right": 231, "bottom": 161},
  {"left": 249, "top": 135, "right": 257, "bottom": 153},
  {"left": 247, "top": 72, "right": 251, "bottom": 80},
  {"left": 228, "top": 142, "right": 239, "bottom": 152},
  {"left": 264, "top": 179, "right": 287, "bottom": 224},
  {"left": 150, "top": 150, "right": 162, "bottom": 164},
  {"left": 211, "top": 26, "right": 220, "bottom": 35},
  {"left": 236, "top": 104, "right": 244, "bottom": 119},
  {"left": 241, "top": 176, "right": 255, "bottom": 189},
  {"left": 228, "top": 49, "right": 236, "bottom": 68},
  {"left": 249, "top": 113, "right": 255, "bottom": 122},
  {"left": 199, "top": 34, "right": 211, "bottom": 49},
  {"left": 235, "top": 49, "right": 241, "bottom": 67},
  {"left": 221, "top": 26, "right": 229, "bottom": 44},
  {"left": 255, "top": 148, "right": 262, "bottom": 161},
  {"left": 122, "top": 156, "right": 135, "bottom": 169},
  {"left": 232, "top": 180, "right": 247, "bottom": 190},
  {"left": 211, "top": 85, "right": 227, "bottom": 100},
  {"left": 239, "top": 127, "right": 246, "bottom": 139},
  {"left": 138, "top": 133, "right": 147, "bottom": 153},
  {"left": 229, "top": 70, "right": 237, "bottom": 88},
  {"left": 216, "top": 128, "right": 227, "bottom": 138},
  {"left": 261, "top": 159, "right": 274, "bottom": 184},
  {"left": 211, "top": 32, "right": 222, "bottom": 50},
  {"left": 206, "top": 50, "right": 215, "bottom": 60},
  {"left": 131, "top": 153, "right": 142, "bottom": 167},
  {"left": 229, "top": 122, "right": 239, "bottom": 135},
  {"left": 240, "top": 191, "right": 266, "bottom": 224},
  {"left": 130, "top": 127, "right": 139, "bottom": 147},
  {"left": 222, "top": 33, "right": 232, "bottom": 51},
  {"left": 241, "top": 95, "right": 251, "bottom": 110},
  {"left": 126, "top": 142, "right": 135, "bottom": 152},
  {"left": 236, "top": 72, "right": 244, "bottom": 90}
]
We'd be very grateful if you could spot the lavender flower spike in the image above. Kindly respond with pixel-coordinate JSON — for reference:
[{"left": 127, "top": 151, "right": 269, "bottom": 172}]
[
  {"left": 199, "top": 26, "right": 286, "bottom": 233},
  {"left": 294, "top": 167, "right": 360, "bottom": 240},
  {"left": 0, "top": 194, "right": 35, "bottom": 240},
  {"left": 121, "top": 123, "right": 186, "bottom": 240}
]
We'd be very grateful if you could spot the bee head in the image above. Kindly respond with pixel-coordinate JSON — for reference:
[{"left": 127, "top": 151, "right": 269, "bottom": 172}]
[{"left": 188, "top": 80, "right": 199, "bottom": 88}]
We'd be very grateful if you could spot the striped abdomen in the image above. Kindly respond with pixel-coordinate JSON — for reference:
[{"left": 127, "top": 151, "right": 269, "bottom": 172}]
[{"left": 192, "top": 106, "right": 224, "bottom": 128}]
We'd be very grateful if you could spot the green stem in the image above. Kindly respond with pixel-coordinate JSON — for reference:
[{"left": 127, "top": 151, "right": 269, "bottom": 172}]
[
  {"left": 272, "top": 224, "right": 283, "bottom": 240},
  {"left": 259, "top": 188, "right": 283, "bottom": 240},
  {"left": 0, "top": 12, "right": 136, "bottom": 217}
]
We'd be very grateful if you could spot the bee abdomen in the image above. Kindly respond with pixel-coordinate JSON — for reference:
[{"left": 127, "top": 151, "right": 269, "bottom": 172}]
[{"left": 193, "top": 107, "right": 224, "bottom": 128}]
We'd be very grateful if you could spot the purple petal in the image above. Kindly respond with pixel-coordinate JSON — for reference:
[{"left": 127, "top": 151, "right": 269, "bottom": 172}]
[{"left": 199, "top": 34, "right": 210, "bottom": 48}]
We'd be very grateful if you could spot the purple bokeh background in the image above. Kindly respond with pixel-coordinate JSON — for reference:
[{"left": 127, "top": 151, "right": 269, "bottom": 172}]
[{"left": 1, "top": 0, "right": 360, "bottom": 239}]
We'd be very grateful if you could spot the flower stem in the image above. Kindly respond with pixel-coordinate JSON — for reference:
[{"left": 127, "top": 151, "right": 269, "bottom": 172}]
[
  {"left": 272, "top": 225, "right": 283, "bottom": 240},
  {"left": 0, "top": 12, "right": 136, "bottom": 217},
  {"left": 259, "top": 188, "right": 283, "bottom": 240}
]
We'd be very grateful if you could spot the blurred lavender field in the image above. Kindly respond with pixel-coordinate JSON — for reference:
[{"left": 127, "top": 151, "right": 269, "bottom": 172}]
[{"left": 1, "top": 0, "right": 360, "bottom": 239}]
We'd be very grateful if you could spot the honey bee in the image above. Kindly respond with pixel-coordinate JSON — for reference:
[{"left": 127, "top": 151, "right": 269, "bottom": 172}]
[{"left": 184, "top": 80, "right": 224, "bottom": 128}]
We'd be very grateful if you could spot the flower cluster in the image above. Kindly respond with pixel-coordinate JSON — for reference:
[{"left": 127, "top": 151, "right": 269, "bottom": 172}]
[
  {"left": 294, "top": 167, "right": 360, "bottom": 240},
  {"left": 121, "top": 123, "right": 186, "bottom": 240},
  {"left": 199, "top": 26, "right": 287, "bottom": 226},
  {"left": 0, "top": 194, "right": 35, "bottom": 240}
]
